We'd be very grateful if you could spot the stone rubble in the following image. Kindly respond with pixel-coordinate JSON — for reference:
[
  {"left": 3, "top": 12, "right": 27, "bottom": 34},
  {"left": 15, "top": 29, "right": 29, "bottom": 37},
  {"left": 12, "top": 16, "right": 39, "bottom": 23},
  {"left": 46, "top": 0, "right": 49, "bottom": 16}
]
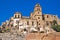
[{"left": 0, "top": 33, "right": 25, "bottom": 40}]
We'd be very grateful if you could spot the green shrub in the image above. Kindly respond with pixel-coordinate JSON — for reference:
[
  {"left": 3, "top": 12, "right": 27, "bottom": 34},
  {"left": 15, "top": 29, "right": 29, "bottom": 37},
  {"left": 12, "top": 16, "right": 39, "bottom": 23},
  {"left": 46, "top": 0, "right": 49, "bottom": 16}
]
[{"left": 51, "top": 25, "right": 60, "bottom": 32}]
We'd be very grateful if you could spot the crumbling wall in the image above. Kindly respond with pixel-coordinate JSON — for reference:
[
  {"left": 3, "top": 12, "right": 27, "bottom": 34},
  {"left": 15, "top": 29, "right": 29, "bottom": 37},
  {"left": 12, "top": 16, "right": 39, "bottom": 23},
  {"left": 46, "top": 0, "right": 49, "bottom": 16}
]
[{"left": 0, "top": 33, "right": 25, "bottom": 40}]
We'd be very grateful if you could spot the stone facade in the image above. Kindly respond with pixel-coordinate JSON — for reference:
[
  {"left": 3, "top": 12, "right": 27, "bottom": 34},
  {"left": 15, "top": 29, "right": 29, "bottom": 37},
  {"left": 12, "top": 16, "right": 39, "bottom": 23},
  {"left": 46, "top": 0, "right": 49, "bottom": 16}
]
[
  {"left": 1, "top": 4, "right": 60, "bottom": 34},
  {"left": 6, "top": 4, "right": 60, "bottom": 33}
]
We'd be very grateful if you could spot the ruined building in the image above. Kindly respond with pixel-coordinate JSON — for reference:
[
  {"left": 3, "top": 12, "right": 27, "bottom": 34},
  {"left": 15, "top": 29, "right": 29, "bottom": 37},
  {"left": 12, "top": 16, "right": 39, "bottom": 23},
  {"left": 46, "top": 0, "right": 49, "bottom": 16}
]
[
  {"left": 0, "top": 4, "right": 60, "bottom": 40},
  {"left": 1, "top": 4, "right": 60, "bottom": 34}
]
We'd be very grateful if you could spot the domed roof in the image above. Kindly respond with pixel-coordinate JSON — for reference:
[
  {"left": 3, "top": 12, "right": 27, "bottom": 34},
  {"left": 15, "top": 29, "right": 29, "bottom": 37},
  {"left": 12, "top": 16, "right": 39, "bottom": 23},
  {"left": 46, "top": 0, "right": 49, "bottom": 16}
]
[{"left": 35, "top": 3, "right": 40, "bottom": 7}]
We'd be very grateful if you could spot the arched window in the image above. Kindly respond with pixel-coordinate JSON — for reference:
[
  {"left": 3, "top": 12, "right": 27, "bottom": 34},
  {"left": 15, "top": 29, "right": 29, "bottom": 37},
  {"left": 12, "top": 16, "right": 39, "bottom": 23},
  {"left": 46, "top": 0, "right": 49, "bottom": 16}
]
[
  {"left": 37, "top": 22, "right": 38, "bottom": 26},
  {"left": 27, "top": 21, "right": 29, "bottom": 25},
  {"left": 46, "top": 21, "right": 49, "bottom": 26},
  {"left": 18, "top": 15, "right": 20, "bottom": 18},
  {"left": 32, "top": 21, "right": 34, "bottom": 26},
  {"left": 39, "top": 23, "right": 40, "bottom": 25},
  {"left": 47, "top": 15, "right": 49, "bottom": 18},
  {"left": 15, "top": 15, "right": 17, "bottom": 18},
  {"left": 38, "top": 17, "right": 40, "bottom": 19}
]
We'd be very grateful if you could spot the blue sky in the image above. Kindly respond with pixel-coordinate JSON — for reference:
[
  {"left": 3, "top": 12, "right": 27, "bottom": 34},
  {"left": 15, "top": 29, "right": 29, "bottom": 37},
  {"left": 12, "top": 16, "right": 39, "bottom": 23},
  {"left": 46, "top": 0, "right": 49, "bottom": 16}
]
[{"left": 0, "top": 0, "right": 60, "bottom": 25}]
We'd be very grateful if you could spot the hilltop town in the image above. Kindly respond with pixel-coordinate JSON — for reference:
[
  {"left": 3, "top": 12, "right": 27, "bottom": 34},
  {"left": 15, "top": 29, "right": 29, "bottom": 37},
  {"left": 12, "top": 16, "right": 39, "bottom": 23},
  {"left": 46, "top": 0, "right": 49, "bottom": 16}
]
[{"left": 0, "top": 4, "right": 60, "bottom": 40}]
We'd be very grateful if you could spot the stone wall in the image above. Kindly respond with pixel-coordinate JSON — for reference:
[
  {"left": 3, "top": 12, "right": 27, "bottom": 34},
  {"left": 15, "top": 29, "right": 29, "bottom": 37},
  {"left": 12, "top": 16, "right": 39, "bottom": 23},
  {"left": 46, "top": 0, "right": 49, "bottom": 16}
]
[
  {"left": 0, "top": 32, "right": 60, "bottom": 40},
  {"left": 0, "top": 33, "right": 25, "bottom": 40}
]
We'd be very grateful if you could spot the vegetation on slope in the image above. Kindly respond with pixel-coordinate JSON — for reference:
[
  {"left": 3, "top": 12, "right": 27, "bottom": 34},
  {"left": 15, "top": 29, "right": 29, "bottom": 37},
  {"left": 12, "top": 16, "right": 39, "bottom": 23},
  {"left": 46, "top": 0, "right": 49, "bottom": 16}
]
[
  {"left": 51, "top": 25, "right": 60, "bottom": 32},
  {"left": 51, "top": 20, "right": 60, "bottom": 32}
]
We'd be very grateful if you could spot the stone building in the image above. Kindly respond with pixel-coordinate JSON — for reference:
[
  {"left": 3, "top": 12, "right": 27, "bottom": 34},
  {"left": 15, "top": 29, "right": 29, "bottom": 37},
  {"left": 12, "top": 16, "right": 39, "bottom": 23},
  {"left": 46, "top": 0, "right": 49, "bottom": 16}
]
[
  {"left": 1, "top": 4, "right": 60, "bottom": 34},
  {"left": 0, "top": 3, "right": 60, "bottom": 40}
]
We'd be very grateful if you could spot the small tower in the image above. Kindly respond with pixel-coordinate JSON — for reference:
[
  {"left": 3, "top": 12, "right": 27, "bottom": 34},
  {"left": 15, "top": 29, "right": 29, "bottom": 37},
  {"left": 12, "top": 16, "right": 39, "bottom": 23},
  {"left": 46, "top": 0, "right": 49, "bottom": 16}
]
[
  {"left": 33, "top": 4, "right": 42, "bottom": 20},
  {"left": 13, "top": 12, "right": 21, "bottom": 27},
  {"left": 14, "top": 12, "right": 21, "bottom": 19},
  {"left": 33, "top": 4, "right": 43, "bottom": 27},
  {"left": 33, "top": 3, "right": 42, "bottom": 17}
]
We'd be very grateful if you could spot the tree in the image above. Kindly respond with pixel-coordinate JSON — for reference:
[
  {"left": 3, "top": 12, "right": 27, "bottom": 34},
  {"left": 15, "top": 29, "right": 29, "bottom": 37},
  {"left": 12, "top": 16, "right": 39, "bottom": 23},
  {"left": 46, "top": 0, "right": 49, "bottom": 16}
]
[
  {"left": 51, "top": 25, "right": 60, "bottom": 32},
  {"left": 53, "top": 20, "right": 57, "bottom": 25}
]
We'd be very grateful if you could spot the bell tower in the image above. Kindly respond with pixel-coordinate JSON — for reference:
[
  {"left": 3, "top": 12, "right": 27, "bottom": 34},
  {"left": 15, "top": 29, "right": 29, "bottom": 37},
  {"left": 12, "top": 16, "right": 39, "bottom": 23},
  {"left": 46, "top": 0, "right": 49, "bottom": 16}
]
[
  {"left": 34, "top": 4, "right": 41, "bottom": 11},
  {"left": 34, "top": 4, "right": 42, "bottom": 15},
  {"left": 32, "top": 4, "right": 42, "bottom": 20},
  {"left": 31, "top": 4, "right": 44, "bottom": 27}
]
